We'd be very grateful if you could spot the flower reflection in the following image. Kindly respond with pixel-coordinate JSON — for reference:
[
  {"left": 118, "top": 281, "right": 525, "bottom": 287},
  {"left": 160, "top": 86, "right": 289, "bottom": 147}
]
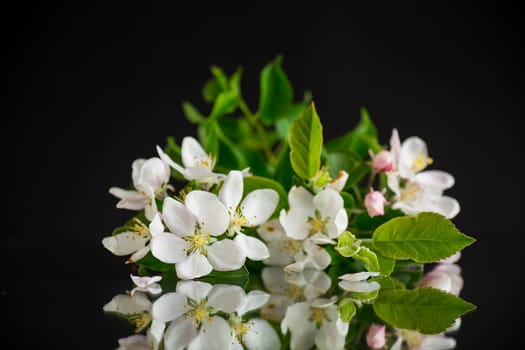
[{"left": 104, "top": 276, "right": 280, "bottom": 350}]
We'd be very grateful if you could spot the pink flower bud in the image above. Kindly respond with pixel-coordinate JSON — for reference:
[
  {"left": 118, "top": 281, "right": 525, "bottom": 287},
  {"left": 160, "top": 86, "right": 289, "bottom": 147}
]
[
  {"left": 372, "top": 150, "right": 394, "bottom": 172},
  {"left": 366, "top": 324, "right": 386, "bottom": 349},
  {"left": 364, "top": 191, "right": 387, "bottom": 217}
]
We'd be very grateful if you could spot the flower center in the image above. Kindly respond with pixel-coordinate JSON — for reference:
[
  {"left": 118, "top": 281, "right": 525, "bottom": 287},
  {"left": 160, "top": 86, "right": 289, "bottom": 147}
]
[
  {"left": 228, "top": 209, "right": 250, "bottom": 236},
  {"left": 129, "top": 218, "right": 152, "bottom": 238},
  {"left": 309, "top": 307, "right": 329, "bottom": 328},
  {"left": 184, "top": 231, "right": 214, "bottom": 256},
  {"left": 308, "top": 210, "right": 329, "bottom": 235},
  {"left": 412, "top": 154, "right": 433, "bottom": 173},
  {"left": 234, "top": 322, "right": 250, "bottom": 336},
  {"left": 400, "top": 182, "right": 421, "bottom": 202},
  {"left": 186, "top": 299, "right": 213, "bottom": 326},
  {"left": 128, "top": 312, "right": 152, "bottom": 333}
]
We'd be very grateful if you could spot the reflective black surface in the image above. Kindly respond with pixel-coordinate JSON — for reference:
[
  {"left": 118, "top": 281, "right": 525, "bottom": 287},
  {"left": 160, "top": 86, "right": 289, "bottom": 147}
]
[{"left": 8, "top": 1, "right": 523, "bottom": 348}]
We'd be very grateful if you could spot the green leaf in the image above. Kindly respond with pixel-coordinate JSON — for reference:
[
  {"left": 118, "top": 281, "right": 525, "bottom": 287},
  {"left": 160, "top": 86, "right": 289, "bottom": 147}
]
[
  {"left": 182, "top": 101, "right": 206, "bottom": 124},
  {"left": 258, "top": 55, "right": 293, "bottom": 124},
  {"left": 340, "top": 191, "right": 355, "bottom": 209},
  {"left": 325, "top": 108, "right": 382, "bottom": 158},
  {"left": 335, "top": 231, "right": 359, "bottom": 257},
  {"left": 372, "top": 212, "right": 476, "bottom": 263},
  {"left": 198, "top": 123, "right": 219, "bottom": 155},
  {"left": 209, "top": 90, "right": 239, "bottom": 120},
  {"left": 273, "top": 143, "right": 294, "bottom": 190},
  {"left": 373, "top": 276, "right": 405, "bottom": 291},
  {"left": 202, "top": 78, "right": 221, "bottom": 103},
  {"left": 289, "top": 103, "right": 323, "bottom": 180},
  {"left": 275, "top": 103, "right": 306, "bottom": 140},
  {"left": 135, "top": 252, "right": 173, "bottom": 273},
  {"left": 345, "top": 163, "right": 371, "bottom": 188},
  {"left": 243, "top": 176, "right": 288, "bottom": 214},
  {"left": 210, "top": 65, "right": 229, "bottom": 91},
  {"left": 229, "top": 66, "right": 243, "bottom": 93},
  {"left": 353, "top": 246, "right": 380, "bottom": 272},
  {"left": 338, "top": 298, "right": 357, "bottom": 322},
  {"left": 362, "top": 242, "right": 396, "bottom": 276},
  {"left": 373, "top": 288, "right": 476, "bottom": 334}
]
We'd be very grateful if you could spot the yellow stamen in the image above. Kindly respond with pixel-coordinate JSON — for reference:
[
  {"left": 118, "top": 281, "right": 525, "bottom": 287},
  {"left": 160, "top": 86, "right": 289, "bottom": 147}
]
[
  {"left": 412, "top": 155, "right": 433, "bottom": 173},
  {"left": 309, "top": 307, "right": 328, "bottom": 328},
  {"left": 400, "top": 182, "right": 421, "bottom": 202}
]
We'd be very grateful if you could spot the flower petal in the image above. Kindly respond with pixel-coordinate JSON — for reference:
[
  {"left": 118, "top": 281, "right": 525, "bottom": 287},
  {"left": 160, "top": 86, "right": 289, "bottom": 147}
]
[
  {"left": 103, "top": 292, "right": 151, "bottom": 314},
  {"left": 339, "top": 280, "right": 381, "bottom": 293},
  {"left": 339, "top": 272, "right": 380, "bottom": 281},
  {"left": 156, "top": 145, "right": 186, "bottom": 174},
  {"left": 151, "top": 292, "right": 187, "bottom": 322},
  {"left": 102, "top": 232, "right": 149, "bottom": 256},
  {"left": 162, "top": 197, "right": 196, "bottom": 236},
  {"left": 279, "top": 208, "right": 310, "bottom": 240},
  {"left": 117, "top": 334, "right": 150, "bottom": 350},
  {"left": 241, "top": 189, "right": 279, "bottom": 226},
  {"left": 138, "top": 157, "right": 170, "bottom": 192},
  {"left": 316, "top": 319, "right": 347, "bottom": 350},
  {"left": 188, "top": 316, "right": 231, "bottom": 350},
  {"left": 207, "top": 284, "right": 245, "bottom": 313},
  {"left": 414, "top": 170, "right": 455, "bottom": 191},
  {"left": 399, "top": 136, "right": 428, "bottom": 178},
  {"left": 176, "top": 252, "right": 213, "bottom": 280},
  {"left": 151, "top": 233, "right": 188, "bottom": 264},
  {"left": 327, "top": 170, "right": 349, "bottom": 192},
  {"left": 419, "top": 335, "right": 456, "bottom": 350},
  {"left": 176, "top": 280, "right": 213, "bottom": 303},
  {"left": 109, "top": 187, "right": 149, "bottom": 210},
  {"left": 288, "top": 186, "right": 315, "bottom": 212},
  {"left": 433, "top": 196, "right": 461, "bottom": 219},
  {"left": 207, "top": 239, "right": 245, "bottom": 271},
  {"left": 234, "top": 233, "right": 270, "bottom": 260},
  {"left": 219, "top": 170, "right": 243, "bottom": 211},
  {"left": 127, "top": 245, "right": 151, "bottom": 264},
  {"left": 264, "top": 241, "right": 296, "bottom": 266},
  {"left": 236, "top": 290, "right": 270, "bottom": 316},
  {"left": 313, "top": 188, "right": 344, "bottom": 218},
  {"left": 282, "top": 302, "right": 316, "bottom": 350},
  {"left": 149, "top": 213, "right": 164, "bottom": 237},
  {"left": 257, "top": 218, "right": 287, "bottom": 242},
  {"left": 182, "top": 136, "right": 209, "bottom": 167},
  {"left": 303, "top": 240, "right": 331, "bottom": 270},
  {"left": 163, "top": 317, "right": 197, "bottom": 350},
  {"left": 185, "top": 192, "right": 229, "bottom": 235},
  {"left": 244, "top": 318, "right": 281, "bottom": 350},
  {"left": 148, "top": 319, "right": 166, "bottom": 349}
]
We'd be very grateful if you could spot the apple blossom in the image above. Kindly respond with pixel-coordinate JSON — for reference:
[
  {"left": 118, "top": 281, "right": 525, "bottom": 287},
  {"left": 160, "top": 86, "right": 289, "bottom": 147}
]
[
  {"left": 372, "top": 150, "right": 394, "bottom": 173},
  {"left": 364, "top": 190, "right": 387, "bottom": 217},
  {"left": 152, "top": 196, "right": 244, "bottom": 280},
  {"left": 391, "top": 329, "right": 456, "bottom": 350},
  {"left": 366, "top": 324, "right": 387, "bottom": 349},
  {"left": 116, "top": 335, "right": 151, "bottom": 350},
  {"left": 218, "top": 170, "right": 278, "bottom": 260},
  {"left": 102, "top": 213, "right": 165, "bottom": 264},
  {"left": 130, "top": 274, "right": 162, "bottom": 296},
  {"left": 281, "top": 297, "right": 349, "bottom": 350},
  {"left": 110, "top": 156, "right": 172, "bottom": 220},
  {"left": 280, "top": 186, "right": 348, "bottom": 244},
  {"left": 338, "top": 272, "right": 381, "bottom": 294}
]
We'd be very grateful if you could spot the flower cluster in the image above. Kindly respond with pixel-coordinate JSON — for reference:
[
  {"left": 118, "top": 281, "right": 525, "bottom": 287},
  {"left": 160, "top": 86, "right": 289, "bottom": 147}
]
[{"left": 103, "top": 57, "right": 476, "bottom": 349}]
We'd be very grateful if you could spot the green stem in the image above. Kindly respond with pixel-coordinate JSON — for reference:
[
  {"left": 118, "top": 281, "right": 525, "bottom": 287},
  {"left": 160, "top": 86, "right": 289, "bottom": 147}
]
[
  {"left": 238, "top": 97, "right": 276, "bottom": 163},
  {"left": 353, "top": 185, "right": 363, "bottom": 205}
]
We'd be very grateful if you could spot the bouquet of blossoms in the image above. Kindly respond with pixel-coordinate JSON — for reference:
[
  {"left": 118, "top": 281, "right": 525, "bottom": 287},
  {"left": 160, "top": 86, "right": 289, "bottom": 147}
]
[{"left": 102, "top": 57, "right": 476, "bottom": 350}]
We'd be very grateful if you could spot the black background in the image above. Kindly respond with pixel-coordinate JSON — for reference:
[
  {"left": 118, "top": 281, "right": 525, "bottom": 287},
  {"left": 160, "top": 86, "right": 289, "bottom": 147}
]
[{"left": 6, "top": 1, "right": 523, "bottom": 349}]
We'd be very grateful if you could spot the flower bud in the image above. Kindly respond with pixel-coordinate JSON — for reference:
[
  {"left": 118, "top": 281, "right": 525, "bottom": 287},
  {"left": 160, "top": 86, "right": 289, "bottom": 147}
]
[
  {"left": 364, "top": 191, "right": 387, "bottom": 217},
  {"left": 366, "top": 324, "right": 386, "bottom": 349},
  {"left": 372, "top": 150, "right": 394, "bottom": 172}
]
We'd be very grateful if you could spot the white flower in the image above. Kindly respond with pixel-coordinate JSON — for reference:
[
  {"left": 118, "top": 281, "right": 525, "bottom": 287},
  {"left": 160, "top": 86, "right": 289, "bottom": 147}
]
[
  {"left": 281, "top": 297, "right": 349, "bottom": 350},
  {"left": 311, "top": 168, "right": 349, "bottom": 193},
  {"left": 102, "top": 213, "right": 165, "bottom": 263},
  {"left": 260, "top": 267, "right": 331, "bottom": 321},
  {"left": 157, "top": 137, "right": 245, "bottom": 188},
  {"left": 103, "top": 292, "right": 160, "bottom": 349},
  {"left": 130, "top": 274, "right": 162, "bottom": 296},
  {"left": 280, "top": 186, "right": 348, "bottom": 244},
  {"left": 152, "top": 195, "right": 244, "bottom": 280},
  {"left": 218, "top": 170, "right": 278, "bottom": 260},
  {"left": 419, "top": 254, "right": 463, "bottom": 296},
  {"left": 226, "top": 290, "right": 281, "bottom": 350},
  {"left": 156, "top": 281, "right": 245, "bottom": 350},
  {"left": 338, "top": 272, "right": 381, "bottom": 293},
  {"left": 387, "top": 130, "right": 460, "bottom": 219},
  {"left": 110, "top": 156, "right": 172, "bottom": 220},
  {"left": 257, "top": 219, "right": 331, "bottom": 272},
  {"left": 391, "top": 329, "right": 456, "bottom": 350},
  {"left": 116, "top": 335, "right": 151, "bottom": 350}
]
